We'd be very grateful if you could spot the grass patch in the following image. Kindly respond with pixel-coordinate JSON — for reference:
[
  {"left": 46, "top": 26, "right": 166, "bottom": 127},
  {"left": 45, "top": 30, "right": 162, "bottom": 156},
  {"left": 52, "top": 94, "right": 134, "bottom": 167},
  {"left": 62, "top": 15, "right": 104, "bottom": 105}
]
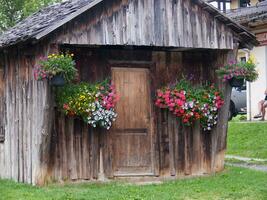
[
  {"left": 230, "top": 115, "right": 247, "bottom": 122},
  {"left": 0, "top": 167, "right": 267, "bottom": 200},
  {"left": 227, "top": 122, "right": 267, "bottom": 159}
]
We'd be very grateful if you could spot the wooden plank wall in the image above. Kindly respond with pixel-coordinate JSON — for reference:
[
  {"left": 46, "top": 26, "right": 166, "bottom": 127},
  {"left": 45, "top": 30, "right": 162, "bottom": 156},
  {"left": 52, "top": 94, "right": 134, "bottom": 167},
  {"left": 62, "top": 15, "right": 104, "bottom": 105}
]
[
  {"left": 47, "top": 115, "right": 99, "bottom": 181},
  {"left": 210, "top": 47, "right": 237, "bottom": 172},
  {"left": 0, "top": 46, "right": 233, "bottom": 184},
  {"left": 157, "top": 111, "right": 209, "bottom": 176},
  {"left": 0, "top": 44, "right": 56, "bottom": 185},
  {"left": 54, "top": 0, "right": 234, "bottom": 49},
  {"left": 152, "top": 49, "right": 231, "bottom": 177},
  {"left": 45, "top": 47, "right": 232, "bottom": 182},
  {"left": 45, "top": 49, "right": 110, "bottom": 182}
]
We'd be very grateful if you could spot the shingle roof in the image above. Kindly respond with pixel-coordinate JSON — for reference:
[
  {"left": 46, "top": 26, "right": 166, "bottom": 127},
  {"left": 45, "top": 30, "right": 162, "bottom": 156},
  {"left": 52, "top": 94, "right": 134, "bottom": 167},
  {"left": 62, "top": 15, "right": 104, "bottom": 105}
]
[
  {"left": 0, "top": 0, "right": 101, "bottom": 48},
  {"left": 0, "top": 0, "right": 257, "bottom": 49},
  {"left": 227, "top": 1, "right": 267, "bottom": 24}
]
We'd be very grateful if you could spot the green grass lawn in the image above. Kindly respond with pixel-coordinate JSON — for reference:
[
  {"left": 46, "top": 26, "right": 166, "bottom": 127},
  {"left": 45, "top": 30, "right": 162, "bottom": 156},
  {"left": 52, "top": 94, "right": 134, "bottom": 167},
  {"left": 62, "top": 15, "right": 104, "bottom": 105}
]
[
  {"left": 0, "top": 167, "right": 266, "bottom": 200},
  {"left": 227, "top": 121, "right": 267, "bottom": 159},
  {"left": 1, "top": 120, "right": 266, "bottom": 200}
]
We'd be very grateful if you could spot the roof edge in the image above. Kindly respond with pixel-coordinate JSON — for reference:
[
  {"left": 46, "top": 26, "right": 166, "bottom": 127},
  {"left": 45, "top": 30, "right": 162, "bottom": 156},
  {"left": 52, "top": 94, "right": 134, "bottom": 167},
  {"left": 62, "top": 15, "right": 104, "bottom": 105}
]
[
  {"left": 34, "top": 0, "right": 104, "bottom": 40},
  {"left": 0, "top": 0, "right": 258, "bottom": 49},
  {"left": 195, "top": 0, "right": 259, "bottom": 48}
]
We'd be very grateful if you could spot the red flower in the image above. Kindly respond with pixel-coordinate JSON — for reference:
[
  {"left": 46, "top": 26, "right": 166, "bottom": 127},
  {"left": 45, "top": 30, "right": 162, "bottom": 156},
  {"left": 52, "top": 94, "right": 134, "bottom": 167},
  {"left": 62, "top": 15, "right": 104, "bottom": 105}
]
[
  {"left": 175, "top": 99, "right": 184, "bottom": 107},
  {"left": 183, "top": 118, "right": 189, "bottom": 123},
  {"left": 63, "top": 104, "right": 70, "bottom": 110},
  {"left": 180, "top": 109, "right": 185, "bottom": 114}
]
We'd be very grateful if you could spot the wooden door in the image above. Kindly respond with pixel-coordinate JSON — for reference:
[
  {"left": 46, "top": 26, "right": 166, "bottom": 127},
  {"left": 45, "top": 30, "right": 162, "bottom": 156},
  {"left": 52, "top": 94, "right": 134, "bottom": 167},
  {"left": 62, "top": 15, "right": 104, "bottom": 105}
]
[{"left": 111, "top": 67, "right": 154, "bottom": 176}]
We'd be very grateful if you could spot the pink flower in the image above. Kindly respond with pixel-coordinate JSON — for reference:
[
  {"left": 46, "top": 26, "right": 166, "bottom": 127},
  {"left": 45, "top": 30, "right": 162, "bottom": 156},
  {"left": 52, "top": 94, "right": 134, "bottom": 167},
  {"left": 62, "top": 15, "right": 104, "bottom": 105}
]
[
  {"left": 157, "top": 90, "right": 163, "bottom": 97},
  {"left": 168, "top": 103, "right": 175, "bottom": 107}
]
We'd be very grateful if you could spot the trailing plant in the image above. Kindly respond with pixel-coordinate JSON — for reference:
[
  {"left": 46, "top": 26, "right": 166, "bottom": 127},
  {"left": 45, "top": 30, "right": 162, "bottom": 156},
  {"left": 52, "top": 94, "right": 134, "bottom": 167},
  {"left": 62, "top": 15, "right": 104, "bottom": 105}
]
[
  {"left": 155, "top": 79, "right": 224, "bottom": 131},
  {"left": 199, "top": 85, "right": 224, "bottom": 131},
  {"left": 216, "top": 56, "right": 258, "bottom": 82},
  {"left": 56, "top": 79, "right": 119, "bottom": 130},
  {"left": 33, "top": 53, "right": 77, "bottom": 83}
]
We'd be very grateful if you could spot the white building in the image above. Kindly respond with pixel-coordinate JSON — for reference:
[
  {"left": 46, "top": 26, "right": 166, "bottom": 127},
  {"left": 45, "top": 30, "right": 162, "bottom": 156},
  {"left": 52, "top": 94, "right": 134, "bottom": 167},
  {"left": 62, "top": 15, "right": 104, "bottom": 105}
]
[{"left": 227, "top": 0, "right": 267, "bottom": 120}]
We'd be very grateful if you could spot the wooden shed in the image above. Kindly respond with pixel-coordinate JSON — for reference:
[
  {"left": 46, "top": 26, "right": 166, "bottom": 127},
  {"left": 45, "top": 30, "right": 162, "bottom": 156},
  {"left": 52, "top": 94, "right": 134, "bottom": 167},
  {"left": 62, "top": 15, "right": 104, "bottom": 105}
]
[{"left": 0, "top": 0, "right": 257, "bottom": 185}]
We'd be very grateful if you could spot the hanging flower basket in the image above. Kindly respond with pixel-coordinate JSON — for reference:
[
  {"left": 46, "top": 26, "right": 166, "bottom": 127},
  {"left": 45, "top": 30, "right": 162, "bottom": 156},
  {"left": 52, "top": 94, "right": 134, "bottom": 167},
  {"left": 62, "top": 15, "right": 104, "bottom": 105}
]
[
  {"left": 33, "top": 53, "right": 77, "bottom": 84},
  {"left": 55, "top": 80, "right": 119, "bottom": 130},
  {"left": 216, "top": 55, "right": 258, "bottom": 85},
  {"left": 229, "top": 77, "right": 244, "bottom": 88},
  {"left": 155, "top": 78, "right": 224, "bottom": 131},
  {"left": 50, "top": 74, "right": 65, "bottom": 86}
]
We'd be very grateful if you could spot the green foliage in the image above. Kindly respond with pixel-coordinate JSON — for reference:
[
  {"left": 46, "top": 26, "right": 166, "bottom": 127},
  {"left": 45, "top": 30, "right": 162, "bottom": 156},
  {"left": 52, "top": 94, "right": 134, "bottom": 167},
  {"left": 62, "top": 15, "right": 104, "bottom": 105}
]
[
  {"left": 22, "top": 0, "right": 62, "bottom": 18},
  {"left": 39, "top": 53, "right": 77, "bottom": 83},
  {"left": 242, "top": 57, "right": 259, "bottom": 82},
  {"left": 0, "top": 0, "right": 62, "bottom": 32},
  {"left": 56, "top": 83, "right": 98, "bottom": 121},
  {"left": 0, "top": 0, "right": 24, "bottom": 31},
  {"left": 0, "top": 167, "right": 267, "bottom": 199},
  {"left": 239, "top": 115, "right": 247, "bottom": 121},
  {"left": 228, "top": 121, "right": 267, "bottom": 159},
  {"left": 171, "top": 78, "right": 193, "bottom": 92}
]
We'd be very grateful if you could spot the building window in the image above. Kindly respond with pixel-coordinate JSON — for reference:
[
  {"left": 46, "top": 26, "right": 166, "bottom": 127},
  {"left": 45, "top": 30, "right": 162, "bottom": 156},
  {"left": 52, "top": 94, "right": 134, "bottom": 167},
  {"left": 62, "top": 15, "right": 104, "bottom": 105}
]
[{"left": 239, "top": 0, "right": 250, "bottom": 7}]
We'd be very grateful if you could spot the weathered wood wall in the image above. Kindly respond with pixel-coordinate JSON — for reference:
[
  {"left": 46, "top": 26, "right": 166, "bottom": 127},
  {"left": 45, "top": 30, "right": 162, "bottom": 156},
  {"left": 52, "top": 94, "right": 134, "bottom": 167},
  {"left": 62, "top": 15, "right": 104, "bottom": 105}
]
[
  {"left": 0, "top": 0, "right": 239, "bottom": 185},
  {"left": 155, "top": 48, "right": 235, "bottom": 176},
  {"left": 47, "top": 115, "right": 100, "bottom": 181},
  {"left": 53, "top": 0, "right": 234, "bottom": 49},
  {"left": 44, "top": 47, "right": 233, "bottom": 182},
  {"left": 0, "top": 45, "right": 234, "bottom": 185},
  {"left": 0, "top": 44, "right": 56, "bottom": 185}
]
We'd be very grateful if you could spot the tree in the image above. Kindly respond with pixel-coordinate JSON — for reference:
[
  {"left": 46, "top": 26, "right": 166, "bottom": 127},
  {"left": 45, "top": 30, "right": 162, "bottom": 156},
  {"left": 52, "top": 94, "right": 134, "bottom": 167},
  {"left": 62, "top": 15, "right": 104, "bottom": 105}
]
[
  {"left": 0, "top": 0, "right": 62, "bottom": 32},
  {"left": 22, "top": 0, "right": 62, "bottom": 19},
  {"left": 0, "top": 0, "right": 24, "bottom": 31}
]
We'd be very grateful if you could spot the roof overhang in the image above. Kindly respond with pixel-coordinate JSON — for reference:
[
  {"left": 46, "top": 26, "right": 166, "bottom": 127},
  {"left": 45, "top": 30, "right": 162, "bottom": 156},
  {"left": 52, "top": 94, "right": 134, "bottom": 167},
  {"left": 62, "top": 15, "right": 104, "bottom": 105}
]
[{"left": 0, "top": 0, "right": 258, "bottom": 50}]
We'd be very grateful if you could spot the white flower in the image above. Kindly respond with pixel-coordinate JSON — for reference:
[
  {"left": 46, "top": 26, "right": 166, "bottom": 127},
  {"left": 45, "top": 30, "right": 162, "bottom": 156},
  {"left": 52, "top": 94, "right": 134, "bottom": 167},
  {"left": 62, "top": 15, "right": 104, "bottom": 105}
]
[{"left": 189, "top": 101, "right": 194, "bottom": 108}]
